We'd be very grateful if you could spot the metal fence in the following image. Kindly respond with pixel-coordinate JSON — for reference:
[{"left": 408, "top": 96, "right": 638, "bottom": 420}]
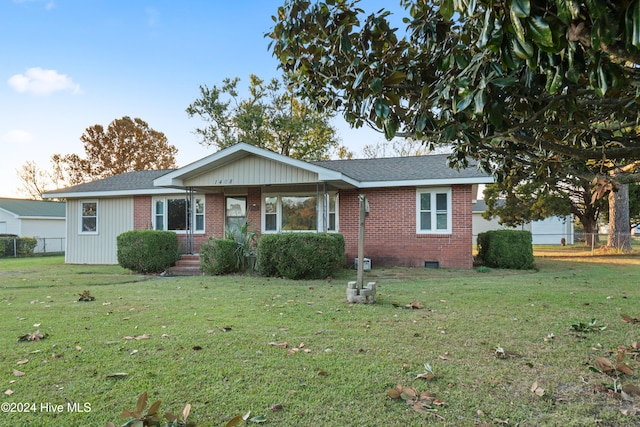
[{"left": 0, "top": 237, "right": 65, "bottom": 257}]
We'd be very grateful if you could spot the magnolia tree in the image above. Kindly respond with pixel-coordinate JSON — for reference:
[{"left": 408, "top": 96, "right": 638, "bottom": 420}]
[{"left": 268, "top": 0, "right": 640, "bottom": 249}]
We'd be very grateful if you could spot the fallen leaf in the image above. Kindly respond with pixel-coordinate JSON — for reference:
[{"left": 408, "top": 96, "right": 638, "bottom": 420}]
[
  {"left": 182, "top": 403, "right": 191, "bottom": 421},
  {"left": 106, "top": 372, "right": 128, "bottom": 378},
  {"left": 410, "top": 300, "right": 424, "bottom": 309},
  {"left": 269, "top": 342, "right": 288, "bottom": 348},
  {"left": 225, "top": 415, "right": 244, "bottom": 427},
  {"left": 13, "top": 369, "right": 25, "bottom": 377},
  {"left": 617, "top": 363, "right": 634, "bottom": 375},
  {"left": 270, "top": 404, "right": 283, "bottom": 412},
  {"left": 16, "top": 359, "right": 28, "bottom": 365},
  {"left": 135, "top": 334, "right": 150, "bottom": 340},
  {"left": 595, "top": 356, "right": 615, "bottom": 374},
  {"left": 530, "top": 381, "right": 545, "bottom": 396},
  {"left": 4, "top": 389, "right": 14, "bottom": 396},
  {"left": 416, "top": 372, "right": 436, "bottom": 380},
  {"left": 192, "top": 346, "right": 202, "bottom": 351},
  {"left": 18, "top": 330, "right": 47, "bottom": 342}
]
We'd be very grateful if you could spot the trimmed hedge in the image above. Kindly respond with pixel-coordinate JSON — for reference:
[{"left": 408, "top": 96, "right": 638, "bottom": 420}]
[
  {"left": 477, "top": 229, "right": 535, "bottom": 270},
  {"left": 117, "top": 230, "right": 179, "bottom": 274},
  {"left": 257, "top": 233, "right": 345, "bottom": 279},
  {"left": 200, "top": 238, "right": 240, "bottom": 275}
]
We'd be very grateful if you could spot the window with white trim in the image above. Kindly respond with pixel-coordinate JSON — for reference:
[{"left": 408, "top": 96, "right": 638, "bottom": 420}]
[
  {"left": 153, "top": 196, "right": 205, "bottom": 233},
  {"left": 416, "top": 188, "right": 452, "bottom": 234},
  {"left": 80, "top": 201, "right": 98, "bottom": 233},
  {"left": 262, "top": 192, "right": 338, "bottom": 233}
]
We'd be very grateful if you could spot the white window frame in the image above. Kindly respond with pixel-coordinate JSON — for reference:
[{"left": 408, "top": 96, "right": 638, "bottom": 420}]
[
  {"left": 262, "top": 192, "right": 338, "bottom": 233},
  {"left": 416, "top": 187, "right": 452, "bottom": 234},
  {"left": 152, "top": 196, "right": 205, "bottom": 234},
  {"left": 79, "top": 200, "right": 98, "bottom": 234}
]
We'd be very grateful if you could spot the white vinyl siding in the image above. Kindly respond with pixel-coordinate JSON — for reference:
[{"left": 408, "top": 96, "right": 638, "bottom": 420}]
[{"left": 65, "top": 198, "right": 133, "bottom": 264}]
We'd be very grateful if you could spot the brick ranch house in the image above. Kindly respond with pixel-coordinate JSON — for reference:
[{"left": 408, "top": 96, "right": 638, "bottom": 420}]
[{"left": 43, "top": 143, "right": 493, "bottom": 269}]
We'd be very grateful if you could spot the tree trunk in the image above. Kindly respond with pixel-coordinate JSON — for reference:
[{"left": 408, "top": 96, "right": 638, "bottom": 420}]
[
  {"left": 582, "top": 218, "right": 598, "bottom": 247},
  {"left": 607, "top": 181, "right": 632, "bottom": 251}
]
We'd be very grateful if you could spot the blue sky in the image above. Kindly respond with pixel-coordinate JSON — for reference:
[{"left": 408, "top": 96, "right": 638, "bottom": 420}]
[{"left": 2, "top": 0, "right": 399, "bottom": 198}]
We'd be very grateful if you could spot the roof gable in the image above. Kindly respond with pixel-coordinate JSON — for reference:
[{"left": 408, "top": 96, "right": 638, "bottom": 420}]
[{"left": 154, "top": 143, "right": 348, "bottom": 188}]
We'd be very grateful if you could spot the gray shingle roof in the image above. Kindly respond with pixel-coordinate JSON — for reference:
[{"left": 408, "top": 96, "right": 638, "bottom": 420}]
[
  {"left": 312, "top": 154, "right": 487, "bottom": 182},
  {"left": 0, "top": 198, "right": 66, "bottom": 218},
  {"left": 44, "top": 170, "right": 174, "bottom": 195}
]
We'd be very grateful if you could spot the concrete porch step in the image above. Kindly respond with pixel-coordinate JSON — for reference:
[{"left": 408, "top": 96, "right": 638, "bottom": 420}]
[{"left": 168, "top": 254, "right": 202, "bottom": 276}]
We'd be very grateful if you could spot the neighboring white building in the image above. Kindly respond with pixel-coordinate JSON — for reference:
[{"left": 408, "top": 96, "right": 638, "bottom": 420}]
[
  {"left": 0, "top": 198, "right": 66, "bottom": 253},
  {"left": 473, "top": 200, "right": 574, "bottom": 245}
]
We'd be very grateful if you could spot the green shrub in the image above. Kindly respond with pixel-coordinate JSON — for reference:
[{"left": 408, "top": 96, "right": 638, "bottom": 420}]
[
  {"left": 257, "top": 233, "right": 345, "bottom": 279},
  {"left": 116, "top": 230, "right": 179, "bottom": 274},
  {"left": 200, "top": 238, "right": 240, "bottom": 275},
  {"left": 16, "top": 237, "right": 38, "bottom": 256},
  {"left": 477, "top": 229, "right": 535, "bottom": 270},
  {"left": 0, "top": 239, "right": 8, "bottom": 258}
]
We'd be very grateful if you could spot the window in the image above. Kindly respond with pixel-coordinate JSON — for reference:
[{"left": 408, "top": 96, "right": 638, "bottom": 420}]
[
  {"left": 282, "top": 195, "right": 317, "bottom": 230},
  {"left": 416, "top": 188, "right": 451, "bottom": 234},
  {"left": 80, "top": 201, "right": 98, "bottom": 233},
  {"left": 153, "top": 196, "right": 205, "bottom": 233},
  {"left": 327, "top": 193, "right": 338, "bottom": 232},
  {"left": 225, "top": 196, "right": 246, "bottom": 237},
  {"left": 262, "top": 192, "right": 338, "bottom": 233}
]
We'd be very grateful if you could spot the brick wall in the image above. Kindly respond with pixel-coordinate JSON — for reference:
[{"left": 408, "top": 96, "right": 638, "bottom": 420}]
[
  {"left": 133, "top": 196, "right": 152, "bottom": 229},
  {"left": 338, "top": 185, "right": 474, "bottom": 269},
  {"left": 133, "top": 185, "right": 474, "bottom": 268}
]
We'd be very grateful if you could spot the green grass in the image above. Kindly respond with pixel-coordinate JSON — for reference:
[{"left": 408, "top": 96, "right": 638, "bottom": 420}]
[{"left": 2, "top": 255, "right": 640, "bottom": 426}]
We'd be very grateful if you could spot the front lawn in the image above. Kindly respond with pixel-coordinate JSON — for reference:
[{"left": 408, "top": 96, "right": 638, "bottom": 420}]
[{"left": 2, "top": 255, "right": 640, "bottom": 426}]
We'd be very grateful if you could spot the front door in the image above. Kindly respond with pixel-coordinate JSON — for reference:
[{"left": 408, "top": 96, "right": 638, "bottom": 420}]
[{"left": 225, "top": 196, "right": 247, "bottom": 239}]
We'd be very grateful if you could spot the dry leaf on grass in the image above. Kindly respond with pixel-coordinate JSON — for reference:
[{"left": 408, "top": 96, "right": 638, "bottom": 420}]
[
  {"left": 530, "top": 381, "right": 545, "bottom": 396},
  {"left": 18, "top": 330, "right": 47, "bottom": 342},
  {"left": 13, "top": 370, "right": 25, "bottom": 377}
]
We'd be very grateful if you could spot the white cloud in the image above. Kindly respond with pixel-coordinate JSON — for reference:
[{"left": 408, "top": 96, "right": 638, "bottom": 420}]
[
  {"left": 8, "top": 67, "right": 80, "bottom": 95},
  {"left": 4, "top": 129, "right": 35, "bottom": 144}
]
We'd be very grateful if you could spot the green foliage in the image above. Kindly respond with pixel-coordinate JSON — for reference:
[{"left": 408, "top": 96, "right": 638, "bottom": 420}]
[
  {"left": 0, "top": 236, "right": 37, "bottom": 258},
  {"left": 16, "top": 237, "right": 38, "bottom": 257},
  {"left": 269, "top": 0, "right": 640, "bottom": 186},
  {"left": 185, "top": 74, "right": 344, "bottom": 160},
  {"left": 200, "top": 238, "right": 241, "bottom": 275},
  {"left": 477, "top": 229, "right": 535, "bottom": 270},
  {"left": 116, "top": 230, "right": 179, "bottom": 274},
  {"left": 257, "top": 233, "right": 344, "bottom": 279},
  {"left": 571, "top": 318, "right": 606, "bottom": 333}
]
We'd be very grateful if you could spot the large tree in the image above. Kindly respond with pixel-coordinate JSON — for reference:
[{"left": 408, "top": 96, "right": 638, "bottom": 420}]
[
  {"left": 483, "top": 174, "right": 605, "bottom": 246},
  {"left": 19, "top": 116, "right": 177, "bottom": 196},
  {"left": 269, "top": 0, "right": 640, "bottom": 248},
  {"left": 186, "top": 74, "right": 343, "bottom": 161},
  {"left": 54, "top": 116, "right": 177, "bottom": 185}
]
